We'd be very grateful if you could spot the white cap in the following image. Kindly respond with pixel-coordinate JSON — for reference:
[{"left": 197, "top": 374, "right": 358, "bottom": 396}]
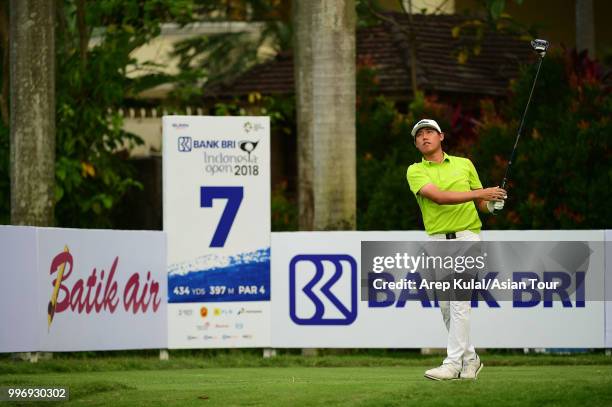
[{"left": 411, "top": 119, "right": 442, "bottom": 137}]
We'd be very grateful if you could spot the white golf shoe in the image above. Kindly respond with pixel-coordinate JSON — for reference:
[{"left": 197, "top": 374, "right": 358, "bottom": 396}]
[
  {"left": 424, "top": 364, "right": 460, "bottom": 381},
  {"left": 460, "top": 359, "right": 484, "bottom": 380}
]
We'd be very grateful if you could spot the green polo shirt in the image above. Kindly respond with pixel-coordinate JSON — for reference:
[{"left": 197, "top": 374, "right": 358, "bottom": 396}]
[{"left": 406, "top": 153, "right": 483, "bottom": 235}]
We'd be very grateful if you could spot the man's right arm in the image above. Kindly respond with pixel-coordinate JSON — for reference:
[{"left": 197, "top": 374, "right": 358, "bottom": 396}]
[
  {"left": 418, "top": 183, "right": 506, "bottom": 205},
  {"left": 407, "top": 164, "right": 506, "bottom": 205}
]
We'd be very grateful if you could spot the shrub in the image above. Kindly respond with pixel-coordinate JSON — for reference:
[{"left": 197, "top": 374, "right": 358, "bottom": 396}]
[{"left": 472, "top": 50, "right": 612, "bottom": 229}]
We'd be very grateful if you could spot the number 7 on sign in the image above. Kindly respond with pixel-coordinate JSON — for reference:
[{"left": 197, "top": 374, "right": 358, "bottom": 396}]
[{"left": 200, "top": 186, "right": 244, "bottom": 247}]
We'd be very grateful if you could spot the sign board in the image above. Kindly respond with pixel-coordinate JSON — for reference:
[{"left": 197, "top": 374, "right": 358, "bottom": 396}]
[
  {"left": 163, "top": 116, "right": 271, "bottom": 348},
  {"left": 0, "top": 226, "right": 167, "bottom": 352},
  {"left": 271, "top": 230, "right": 606, "bottom": 348}
]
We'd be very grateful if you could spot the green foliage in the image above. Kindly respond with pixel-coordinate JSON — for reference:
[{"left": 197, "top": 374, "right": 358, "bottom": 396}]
[
  {"left": 482, "top": 0, "right": 525, "bottom": 21},
  {"left": 53, "top": 0, "right": 192, "bottom": 228},
  {"left": 452, "top": 1, "right": 534, "bottom": 66},
  {"left": 356, "top": 64, "right": 466, "bottom": 230},
  {"left": 169, "top": 0, "right": 292, "bottom": 106},
  {"left": 472, "top": 50, "right": 612, "bottom": 229},
  {"left": 271, "top": 181, "right": 297, "bottom": 231},
  {"left": 357, "top": 49, "right": 612, "bottom": 231},
  {"left": 0, "top": 0, "right": 195, "bottom": 227},
  {"left": 487, "top": 0, "right": 506, "bottom": 20},
  {"left": 356, "top": 93, "right": 421, "bottom": 230},
  {"left": 267, "top": 95, "right": 297, "bottom": 231}
]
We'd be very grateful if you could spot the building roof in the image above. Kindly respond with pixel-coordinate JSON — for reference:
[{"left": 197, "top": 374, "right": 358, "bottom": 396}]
[{"left": 205, "top": 13, "right": 536, "bottom": 98}]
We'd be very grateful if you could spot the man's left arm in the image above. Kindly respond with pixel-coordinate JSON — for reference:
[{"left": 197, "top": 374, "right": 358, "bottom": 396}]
[{"left": 467, "top": 159, "right": 506, "bottom": 214}]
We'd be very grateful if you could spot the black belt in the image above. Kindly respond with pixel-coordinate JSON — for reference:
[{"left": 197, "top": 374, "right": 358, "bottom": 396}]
[{"left": 445, "top": 232, "right": 457, "bottom": 240}]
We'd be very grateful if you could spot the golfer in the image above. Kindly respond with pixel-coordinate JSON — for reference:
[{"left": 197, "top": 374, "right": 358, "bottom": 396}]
[{"left": 406, "top": 119, "right": 506, "bottom": 381}]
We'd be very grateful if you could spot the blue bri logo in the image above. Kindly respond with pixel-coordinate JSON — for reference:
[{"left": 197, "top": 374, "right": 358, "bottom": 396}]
[
  {"left": 289, "top": 254, "right": 358, "bottom": 325},
  {"left": 178, "top": 136, "right": 192, "bottom": 152}
]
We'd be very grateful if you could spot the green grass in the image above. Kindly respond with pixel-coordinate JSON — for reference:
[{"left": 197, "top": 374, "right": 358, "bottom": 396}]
[{"left": 1, "top": 353, "right": 611, "bottom": 406}]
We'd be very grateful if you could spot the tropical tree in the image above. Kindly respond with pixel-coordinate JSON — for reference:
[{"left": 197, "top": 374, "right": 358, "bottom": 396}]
[
  {"left": 0, "top": 0, "right": 193, "bottom": 227},
  {"left": 293, "top": 0, "right": 357, "bottom": 230},
  {"left": 8, "top": 0, "right": 55, "bottom": 226}
]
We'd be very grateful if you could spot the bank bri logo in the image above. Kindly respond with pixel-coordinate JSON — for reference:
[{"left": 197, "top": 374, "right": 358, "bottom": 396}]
[
  {"left": 289, "top": 254, "right": 358, "bottom": 325},
  {"left": 178, "top": 136, "right": 192, "bottom": 152}
]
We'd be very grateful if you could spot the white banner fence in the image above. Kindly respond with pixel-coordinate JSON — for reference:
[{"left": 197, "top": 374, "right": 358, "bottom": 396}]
[
  {"left": 1, "top": 227, "right": 611, "bottom": 351},
  {"left": 271, "top": 230, "right": 608, "bottom": 348},
  {"left": 0, "top": 226, "right": 167, "bottom": 352}
]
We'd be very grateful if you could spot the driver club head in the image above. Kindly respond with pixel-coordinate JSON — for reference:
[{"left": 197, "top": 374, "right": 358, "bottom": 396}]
[{"left": 531, "top": 39, "right": 549, "bottom": 57}]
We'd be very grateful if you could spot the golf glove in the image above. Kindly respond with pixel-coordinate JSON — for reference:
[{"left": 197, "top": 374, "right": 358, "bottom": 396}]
[{"left": 487, "top": 199, "right": 505, "bottom": 215}]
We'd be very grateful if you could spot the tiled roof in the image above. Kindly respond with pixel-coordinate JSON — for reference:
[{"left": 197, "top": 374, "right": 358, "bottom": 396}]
[{"left": 205, "top": 13, "right": 536, "bottom": 98}]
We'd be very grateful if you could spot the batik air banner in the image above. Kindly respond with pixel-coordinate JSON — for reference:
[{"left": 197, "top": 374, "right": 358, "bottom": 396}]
[
  {"left": 0, "top": 226, "right": 167, "bottom": 352},
  {"left": 163, "top": 116, "right": 270, "bottom": 348},
  {"left": 271, "top": 230, "right": 607, "bottom": 348}
]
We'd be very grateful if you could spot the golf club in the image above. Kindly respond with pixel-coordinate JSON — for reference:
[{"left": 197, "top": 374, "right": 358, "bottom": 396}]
[{"left": 500, "top": 39, "right": 550, "bottom": 190}]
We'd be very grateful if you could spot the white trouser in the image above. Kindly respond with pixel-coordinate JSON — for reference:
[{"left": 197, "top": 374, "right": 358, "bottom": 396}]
[{"left": 429, "top": 230, "right": 480, "bottom": 370}]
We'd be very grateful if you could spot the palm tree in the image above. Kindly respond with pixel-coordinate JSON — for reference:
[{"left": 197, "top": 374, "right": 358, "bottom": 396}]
[
  {"left": 293, "top": 0, "right": 356, "bottom": 230},
  {"left": 10, "top": 0, "right": 55, "bottom": 225}
]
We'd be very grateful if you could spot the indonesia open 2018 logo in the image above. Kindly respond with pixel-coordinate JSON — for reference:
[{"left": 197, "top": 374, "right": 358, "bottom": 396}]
[{"left": 47, "top": 245, "right": 162, "bottom": 331}]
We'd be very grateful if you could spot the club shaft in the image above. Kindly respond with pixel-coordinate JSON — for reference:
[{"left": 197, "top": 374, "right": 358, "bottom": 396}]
[{"left": 501, "top": 56, "right": 544, "bottom": 189}]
